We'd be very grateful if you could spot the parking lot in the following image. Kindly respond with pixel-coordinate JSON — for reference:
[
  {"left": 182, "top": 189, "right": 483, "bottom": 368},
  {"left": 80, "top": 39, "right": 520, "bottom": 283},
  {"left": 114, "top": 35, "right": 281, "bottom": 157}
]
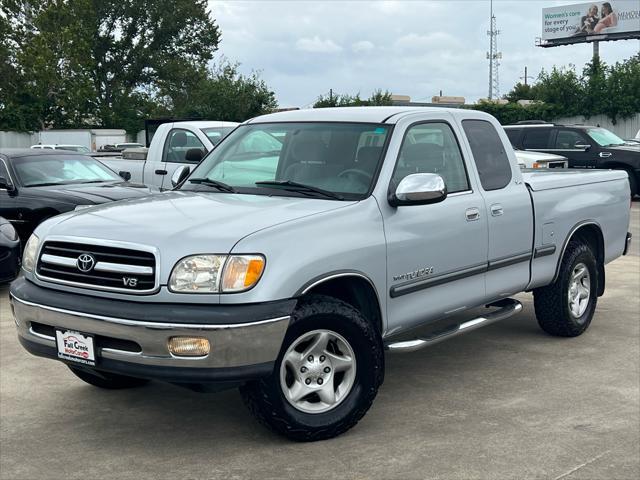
[{"left": 0, "top": 202, "right": 637, "bottom": 480}]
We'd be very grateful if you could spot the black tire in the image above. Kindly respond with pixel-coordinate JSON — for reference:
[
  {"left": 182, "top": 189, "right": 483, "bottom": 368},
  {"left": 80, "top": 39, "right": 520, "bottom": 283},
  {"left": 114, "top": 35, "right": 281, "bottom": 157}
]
[
  {"left": 68, "top": 366, "right": 150, "bottom": 389},
  {"left": 533, "top": 241, "right": 598, "bottom": 337},
  {"left": 240, "top": 294, "right": 384, "bottom": 442}
]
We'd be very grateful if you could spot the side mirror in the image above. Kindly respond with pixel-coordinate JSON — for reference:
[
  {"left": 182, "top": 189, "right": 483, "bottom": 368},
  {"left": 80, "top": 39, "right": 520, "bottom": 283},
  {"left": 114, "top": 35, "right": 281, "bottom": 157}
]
[
  {"left": 185, "top": 148, "right": 205, "bottom": 163},
  {"left": 0, "top": 176, "right": 15, "bottom": 191},
  {"left": 389, "top": 173, "right": 447, "bottom": 207},
  {"left": 171, "top": 165, "right": 191, "bottom": 188},
  {"left": 574, "top": 142, "right": 591, "bottom": 151},
  {"left": 119, "top": 171, "right": 132, "bottom": 181}
]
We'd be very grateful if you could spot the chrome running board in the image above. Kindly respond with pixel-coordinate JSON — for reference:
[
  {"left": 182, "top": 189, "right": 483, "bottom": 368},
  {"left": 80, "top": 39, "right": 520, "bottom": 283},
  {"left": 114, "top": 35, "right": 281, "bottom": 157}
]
[{"left": 385, "top": 298, "right": 523, "bottom": 353}]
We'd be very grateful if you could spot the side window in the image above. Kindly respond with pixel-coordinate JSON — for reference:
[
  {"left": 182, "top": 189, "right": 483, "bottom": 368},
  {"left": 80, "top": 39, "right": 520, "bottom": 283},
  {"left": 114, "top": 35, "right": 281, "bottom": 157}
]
[
  {"left": 555, "top": 129, "right": 587, "bottom": 149},
  {"left": 391, "top": 123, "right": 469, "bottom": 193},
  {"left": 522, "top": 128, "right": 552, "bottom": 149},
  {"left": 0, "top": 159, "right": 12, "bottom": 188},
  {"left": 504, "top": 129, "right": 521, "bottom": 147},
  {"left": 462, "top": 119, "right": 512, "bottom": 191},
  {"left": 163, "top": 129, "right": 206, "bottom": 164}
]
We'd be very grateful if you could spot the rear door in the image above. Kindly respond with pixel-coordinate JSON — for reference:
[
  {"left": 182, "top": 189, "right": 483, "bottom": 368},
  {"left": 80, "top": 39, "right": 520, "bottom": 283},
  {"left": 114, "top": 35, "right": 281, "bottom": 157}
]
[
  {"left": 461, "top": 119, "right": 533, "bottom": 301},
  {"left": 522, "top": 127, "right": 554, "bottom": 152}
]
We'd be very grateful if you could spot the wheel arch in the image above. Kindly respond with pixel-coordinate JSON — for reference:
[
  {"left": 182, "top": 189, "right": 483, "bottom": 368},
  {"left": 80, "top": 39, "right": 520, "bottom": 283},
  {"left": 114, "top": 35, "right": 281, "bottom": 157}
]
[
  {"left": 296, "top": 271, "right": 384, "bottom": 334},
  {"left": 553, "top": 221, "right": 605, "bottom": 296}
]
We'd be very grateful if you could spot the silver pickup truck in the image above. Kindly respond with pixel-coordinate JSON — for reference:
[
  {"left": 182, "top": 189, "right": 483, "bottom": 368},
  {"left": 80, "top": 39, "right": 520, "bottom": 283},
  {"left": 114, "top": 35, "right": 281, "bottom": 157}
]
[{"left": 10, "top": 107, "right": 632, "bottom": 441}]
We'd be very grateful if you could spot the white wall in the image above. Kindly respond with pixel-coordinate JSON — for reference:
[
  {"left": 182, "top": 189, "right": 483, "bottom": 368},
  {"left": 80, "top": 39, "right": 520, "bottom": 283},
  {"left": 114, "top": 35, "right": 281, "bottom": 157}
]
[
  {"left": 552, "top": 113, "right": 640, "bottom": 139},
  {"left": 0, "top": 131, "right": 38, "bottom": 148}
]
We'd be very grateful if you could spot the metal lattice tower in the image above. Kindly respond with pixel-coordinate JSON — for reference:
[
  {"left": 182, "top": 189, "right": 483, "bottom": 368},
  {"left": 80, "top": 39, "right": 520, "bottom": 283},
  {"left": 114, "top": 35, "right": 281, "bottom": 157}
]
[{"left": 486, "top": 0, "right": 502, "bottom": 99}]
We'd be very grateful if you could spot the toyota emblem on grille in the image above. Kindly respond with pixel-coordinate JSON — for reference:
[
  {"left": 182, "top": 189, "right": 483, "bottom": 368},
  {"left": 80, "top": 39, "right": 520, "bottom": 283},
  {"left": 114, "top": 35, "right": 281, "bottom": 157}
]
[{"left": 76, "top": 253, "right": 96, "bottom": 273}]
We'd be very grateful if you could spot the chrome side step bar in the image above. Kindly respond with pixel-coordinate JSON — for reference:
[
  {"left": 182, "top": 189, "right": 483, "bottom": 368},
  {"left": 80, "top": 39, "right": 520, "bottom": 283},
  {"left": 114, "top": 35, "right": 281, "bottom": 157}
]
[{"left": 385, "top": 298, "right": 523, "bottom": 353}]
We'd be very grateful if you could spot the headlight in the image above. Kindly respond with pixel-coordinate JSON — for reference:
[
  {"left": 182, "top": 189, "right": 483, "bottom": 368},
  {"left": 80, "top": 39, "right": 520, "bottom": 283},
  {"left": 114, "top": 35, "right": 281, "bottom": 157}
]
[
  {"left": 22, "top": 234, "right": 40, "bottom": 272},
  {"left": 168, "top": 254, "right": 265, "bottom": 293},
  {"left": 0, "top": 223, "right": 18, "bottom": 241}
]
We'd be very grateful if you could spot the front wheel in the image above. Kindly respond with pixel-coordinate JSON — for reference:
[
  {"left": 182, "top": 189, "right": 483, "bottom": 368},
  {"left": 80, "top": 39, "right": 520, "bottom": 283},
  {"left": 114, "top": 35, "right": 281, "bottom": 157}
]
[
  {"left": 68, "top": 366, "right": 150, "bottom": 389},
  {"left": 240, "top": 295, "right": 384, "bottom": 441}
]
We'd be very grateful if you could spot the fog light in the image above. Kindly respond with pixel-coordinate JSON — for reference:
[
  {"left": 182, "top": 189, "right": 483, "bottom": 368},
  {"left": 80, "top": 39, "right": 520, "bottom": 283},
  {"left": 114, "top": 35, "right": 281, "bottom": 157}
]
[{"left": 168, "top": 337, "right": 210, "bottom": 357}]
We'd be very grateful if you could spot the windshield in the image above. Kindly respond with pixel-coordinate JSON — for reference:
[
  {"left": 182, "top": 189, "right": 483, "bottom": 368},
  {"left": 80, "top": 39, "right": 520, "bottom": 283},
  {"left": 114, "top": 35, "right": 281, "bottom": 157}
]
[
  {"left": 13, "top": 154, "right": 121, "bottom": 187},
  {"left": 586, "top": 128, "right": 625, "bottom": 147},
  {"left": 182, "top": 122, "right": 391, "bottom": 200},
  {"left": 57, "top": 145, "right": 91, "bottom": 153},
  {"left": 201, "top": 127, "right": 235, "bottom": 145}
]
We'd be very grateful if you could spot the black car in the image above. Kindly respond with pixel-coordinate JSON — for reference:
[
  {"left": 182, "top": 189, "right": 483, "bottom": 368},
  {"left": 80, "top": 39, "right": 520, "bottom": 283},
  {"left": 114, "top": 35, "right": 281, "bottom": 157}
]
[
  {"left": 0, "top": 216, "right": 20, "bottom": 283},
  {"left": 504, "top": 122, "right": 640, "bottom": 196},
  {"left": 0, "top": 149, "right": 157, "bottom": 244}
]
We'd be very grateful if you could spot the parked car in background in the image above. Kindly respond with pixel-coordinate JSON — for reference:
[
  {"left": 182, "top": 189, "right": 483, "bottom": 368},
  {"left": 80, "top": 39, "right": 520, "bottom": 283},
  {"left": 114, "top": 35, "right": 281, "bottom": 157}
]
[
  {"left": 504, "top": 122, "right": 640, "bottom": 196},
  {"left": 98, "top": 121, "right": 238, "bottom": 190},
  {"left": 514, "top": 149, "right": 568, "bottom": 169},
  {"left": 98, "top": 143, "right": 144, "bottom": 153},
  {"left": 10, "top": 107, "right": 631, "bottom": 441},
  {"left": 0, "top": 149, "right": 157, "bottom": 244},
  {"left": 31, "top": 144, "right": 91, "bottom": 153},
  {"left": 0, "top": 216, "right": 20, "bottom": 283}
]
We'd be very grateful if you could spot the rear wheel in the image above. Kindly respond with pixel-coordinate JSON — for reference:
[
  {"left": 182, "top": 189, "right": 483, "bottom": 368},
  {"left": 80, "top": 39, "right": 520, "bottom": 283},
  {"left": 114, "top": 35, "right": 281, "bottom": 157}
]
[
  {"left": 240, "top": 295, "right": 384, "bottom": 441},
  {"left": 68, "top": 366, "right": 149, "bottom": 389},
  {"left": 534, "top": 241, "right": 598, "bottom": 337}
]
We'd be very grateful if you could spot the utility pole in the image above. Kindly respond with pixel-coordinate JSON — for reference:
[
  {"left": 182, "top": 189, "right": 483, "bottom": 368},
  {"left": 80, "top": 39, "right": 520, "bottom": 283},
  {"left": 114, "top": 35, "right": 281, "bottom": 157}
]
[
  {"left": 329, "top": 89, "right": 333, "bottom": 104},
  {"left": 520, "top": 66, "right": 534, "bottom": 86},
  {"left": 486, "top": 0, "right": 502, "bottom": 99}
]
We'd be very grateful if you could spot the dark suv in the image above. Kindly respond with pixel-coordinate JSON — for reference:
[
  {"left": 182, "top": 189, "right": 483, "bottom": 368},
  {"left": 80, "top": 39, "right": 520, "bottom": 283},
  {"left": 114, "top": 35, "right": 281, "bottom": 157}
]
[{"left": 504, "top": 121, "right": 640, "bottom": 196}]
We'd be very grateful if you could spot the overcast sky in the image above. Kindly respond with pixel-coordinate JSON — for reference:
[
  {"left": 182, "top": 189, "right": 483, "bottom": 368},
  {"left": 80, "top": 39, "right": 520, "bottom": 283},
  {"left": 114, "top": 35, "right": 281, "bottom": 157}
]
[{"left": 208, "top": 0, "right": 640, "bottom": 107}]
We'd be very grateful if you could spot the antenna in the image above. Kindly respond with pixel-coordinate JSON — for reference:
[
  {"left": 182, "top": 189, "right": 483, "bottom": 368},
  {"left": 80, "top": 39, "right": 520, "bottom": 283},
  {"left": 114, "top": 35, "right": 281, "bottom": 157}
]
[{"left": 486, "top": 0, "right": 502, "bottom": 99}]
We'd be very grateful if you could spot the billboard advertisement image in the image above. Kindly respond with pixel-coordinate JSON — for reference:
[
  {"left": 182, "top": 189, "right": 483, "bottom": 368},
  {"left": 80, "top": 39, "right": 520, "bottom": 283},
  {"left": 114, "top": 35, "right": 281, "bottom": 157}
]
[{"left": 541, "top": 0, "right": 640, "bottom": 44}]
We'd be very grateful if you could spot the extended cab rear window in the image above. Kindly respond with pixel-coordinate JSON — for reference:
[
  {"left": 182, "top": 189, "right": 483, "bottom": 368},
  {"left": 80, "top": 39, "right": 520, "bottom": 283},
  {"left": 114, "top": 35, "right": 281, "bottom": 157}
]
[{"left": 462, "top": 120, "right": 512, "bottom": 191}]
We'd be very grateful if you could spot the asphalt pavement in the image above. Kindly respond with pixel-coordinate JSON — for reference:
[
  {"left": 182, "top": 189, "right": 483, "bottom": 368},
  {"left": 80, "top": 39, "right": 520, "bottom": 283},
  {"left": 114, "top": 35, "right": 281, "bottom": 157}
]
[{"left": 1, "top": 203, "right": 638, "bottom": 479}]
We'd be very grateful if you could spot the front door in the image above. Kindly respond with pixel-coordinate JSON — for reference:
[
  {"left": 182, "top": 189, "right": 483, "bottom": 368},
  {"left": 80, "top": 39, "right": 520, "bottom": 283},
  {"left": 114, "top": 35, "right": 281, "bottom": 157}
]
[
  {"left": 159, "top": 129, "right": 207, "bottom": 190},
  {"left": 551, "top": 128, "right": 596, "bottom": 168},
  {"left": 383, "top": 120, "right": 488, "bottom": 336}
]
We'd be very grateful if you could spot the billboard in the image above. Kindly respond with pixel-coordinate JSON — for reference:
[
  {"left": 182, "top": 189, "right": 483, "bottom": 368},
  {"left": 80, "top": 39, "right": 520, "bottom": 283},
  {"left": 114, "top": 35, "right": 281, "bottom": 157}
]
[{"left": 540, "top": 0, "right": 640, "bottom": 46}]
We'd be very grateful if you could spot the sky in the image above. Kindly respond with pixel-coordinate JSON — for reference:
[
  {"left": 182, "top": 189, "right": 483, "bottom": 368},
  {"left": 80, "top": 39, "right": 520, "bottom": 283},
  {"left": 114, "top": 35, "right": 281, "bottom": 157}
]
[{"left": 208, "top": 0, "right": 640, "bottom": 107}]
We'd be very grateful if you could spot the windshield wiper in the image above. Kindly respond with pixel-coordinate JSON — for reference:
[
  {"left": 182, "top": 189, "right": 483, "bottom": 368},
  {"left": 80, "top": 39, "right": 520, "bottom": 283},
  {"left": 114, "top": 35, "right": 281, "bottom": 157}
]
[
  {"left": 188, "top": 177, "right": 236, "bottom": 193},
  {"left": 255, "top": 180, "right": 344, "bottom": 200}
]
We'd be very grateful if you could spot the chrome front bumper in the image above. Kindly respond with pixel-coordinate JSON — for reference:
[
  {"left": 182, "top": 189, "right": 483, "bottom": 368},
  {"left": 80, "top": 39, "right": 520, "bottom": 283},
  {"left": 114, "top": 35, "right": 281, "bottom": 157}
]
[{"left": 11, "top": 295, "right": 290, "bottom": 370}]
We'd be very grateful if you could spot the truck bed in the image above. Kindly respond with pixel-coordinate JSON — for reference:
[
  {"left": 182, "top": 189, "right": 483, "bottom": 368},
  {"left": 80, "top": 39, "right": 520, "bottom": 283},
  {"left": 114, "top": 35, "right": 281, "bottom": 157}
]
[
  {"left": 525, "top": 168, "right": 630, "bottom": 290},
  {"left": 522, "top": 168, "right": 628, "bottom": 191}
]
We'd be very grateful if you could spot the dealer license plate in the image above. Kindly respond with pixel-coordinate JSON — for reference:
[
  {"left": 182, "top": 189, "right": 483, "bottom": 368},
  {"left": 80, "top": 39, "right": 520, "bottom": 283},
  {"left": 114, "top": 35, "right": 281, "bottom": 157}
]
[{"left": 55, "top": 330, "right": 96, "bottom": 366}]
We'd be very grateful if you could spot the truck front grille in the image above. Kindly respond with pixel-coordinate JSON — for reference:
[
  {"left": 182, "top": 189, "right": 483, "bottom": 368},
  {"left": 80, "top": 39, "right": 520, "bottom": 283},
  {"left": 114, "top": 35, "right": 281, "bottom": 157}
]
[{"left": 36, "top": 241, "right": 157, "bottom": 293}]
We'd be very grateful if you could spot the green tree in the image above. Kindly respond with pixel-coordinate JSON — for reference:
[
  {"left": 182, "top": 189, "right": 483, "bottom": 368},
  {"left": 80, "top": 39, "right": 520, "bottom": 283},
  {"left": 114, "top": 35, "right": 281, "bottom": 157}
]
[
  {"left": 165, "top": 61, "right": 277, "bottom": 121},
  {"left": 0, "top": 0, "right": 221, "bottom": 131},
  {"left": 313, "top": 89, "right": 393, "bottom": 108},
  {"left": 505, "top": 82, "right": 533, "bottom": 103}
]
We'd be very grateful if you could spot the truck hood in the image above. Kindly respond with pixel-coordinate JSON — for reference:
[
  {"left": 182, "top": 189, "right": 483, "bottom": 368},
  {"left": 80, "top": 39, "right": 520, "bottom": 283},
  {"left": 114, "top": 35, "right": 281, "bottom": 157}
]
[
  {"left": 40, "top": 191, "right": 354, "bottom": 255},
  {"left": 30, "top": 181, "right": 156, "bottom": 204},
  {"left": 607, "top": 144, "right": 640, "bottom": 153}
]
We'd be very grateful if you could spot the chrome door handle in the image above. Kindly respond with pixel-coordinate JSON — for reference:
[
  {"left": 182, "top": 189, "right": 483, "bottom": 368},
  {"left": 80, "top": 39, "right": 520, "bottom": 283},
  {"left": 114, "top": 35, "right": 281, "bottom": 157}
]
[
  {"left": 465, "top": 207, "right": 480, "bottom": 221},
  {"left": 491, "top": 204, "right": 504, "bottom": 216},
  {"left": 599, "top": 152, "right": 612, "bottom": 158}
]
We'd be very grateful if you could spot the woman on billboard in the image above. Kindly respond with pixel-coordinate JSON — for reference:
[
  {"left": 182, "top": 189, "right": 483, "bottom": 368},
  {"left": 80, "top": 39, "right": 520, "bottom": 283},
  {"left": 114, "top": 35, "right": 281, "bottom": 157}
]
[
  {"left": 575, "top": 4, "right": 599, "bottom": 35},
  {"left": 594, "top": 2, "right": 619, "bottom": 32}
]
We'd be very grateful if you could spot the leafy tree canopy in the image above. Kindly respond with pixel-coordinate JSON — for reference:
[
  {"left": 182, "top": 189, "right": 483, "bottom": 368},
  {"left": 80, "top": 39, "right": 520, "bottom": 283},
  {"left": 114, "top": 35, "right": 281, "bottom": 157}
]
[
  {"left": 313, "top": 89, "right": 393, "bottom": 108},
  {"left": 476, "top": 54, "right": 640, "bottom": 124},
  {"left": 0, "top": 0, "right": 277, "bottom": 132}
]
